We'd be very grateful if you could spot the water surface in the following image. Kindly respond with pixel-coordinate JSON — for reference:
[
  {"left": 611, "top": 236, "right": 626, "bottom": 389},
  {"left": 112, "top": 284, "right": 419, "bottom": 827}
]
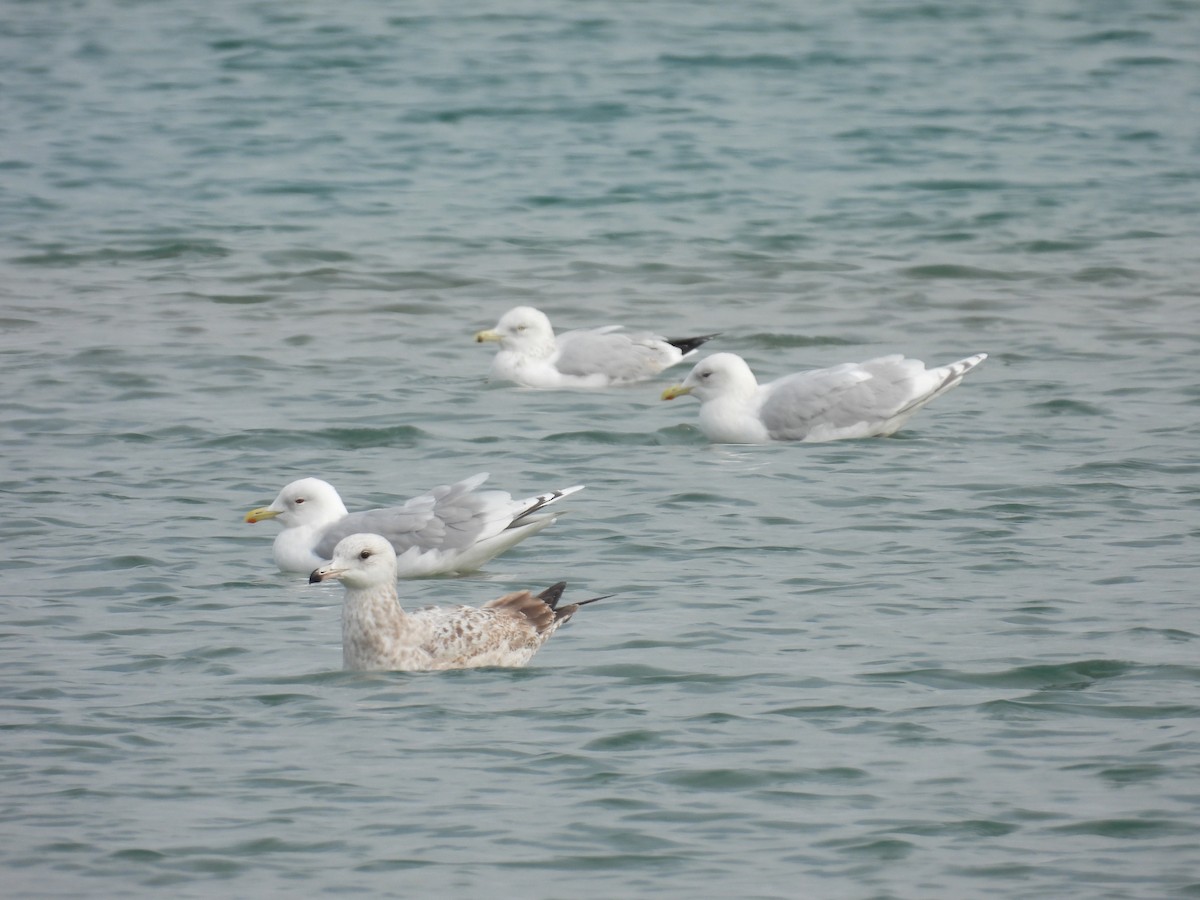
[{"left": 2, "top": 1, "right": 1199, "bottom": 897}]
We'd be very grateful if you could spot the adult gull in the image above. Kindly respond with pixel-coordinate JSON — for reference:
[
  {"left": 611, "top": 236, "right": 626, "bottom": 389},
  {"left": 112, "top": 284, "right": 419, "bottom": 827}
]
[
  {"left": 474, "top": 305, "right": 718, "bottom": 388},
  {"left": 661, "top": 351, "right": 987, "bottom": 443},
  {"left": 245, "top": 474, "right": 582, "bottom": 575}
]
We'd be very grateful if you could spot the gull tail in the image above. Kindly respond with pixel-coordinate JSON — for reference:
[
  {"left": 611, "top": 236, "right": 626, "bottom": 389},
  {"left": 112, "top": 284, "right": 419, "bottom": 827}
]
[
  {"left": 484, "top": 582, "right": 609, "bottom": 633},
  {"left": 890, "top": 352, "right": 988, "bottom": 423},
  {"left": 538, "top": 581, "right": 611, "bottom": 626}
]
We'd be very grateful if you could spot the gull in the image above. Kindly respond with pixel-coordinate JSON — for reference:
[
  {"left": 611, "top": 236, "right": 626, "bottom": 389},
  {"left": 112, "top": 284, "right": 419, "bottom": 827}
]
[
  {"left": 662, "top": 351, "right": 987, "bottom": 443},
  {"left": 310, "top": 533, "right": 604, "bottom": 671},
  {"left": 474, "top": 305, "right": 718, "bottom": 388},
  {"left": 245, "top": 474, "right": 582, "bottom": 575}
]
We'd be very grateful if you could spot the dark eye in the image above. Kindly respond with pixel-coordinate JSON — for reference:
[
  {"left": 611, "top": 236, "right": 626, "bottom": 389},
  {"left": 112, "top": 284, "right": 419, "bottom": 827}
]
[
  {"left": 359, "top": 549, "right": 371, "bottom": 559},
  {"left": 700, "top": 370, "right": 711, "bottom": 379},
  {"left": 294, "top": 498, "right": 305, "bottom": 505}
]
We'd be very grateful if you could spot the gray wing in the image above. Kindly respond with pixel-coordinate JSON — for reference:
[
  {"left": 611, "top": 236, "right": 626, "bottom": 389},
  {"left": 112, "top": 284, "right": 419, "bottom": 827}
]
[
  {"left": 554, "top": 327, "right": 676, "bottom": 382},
  {"left": 759, "top": 356, "right": 924, "bottom": 439},
  {"left": 313, "top": 474, "right": 502, "bottom": 559}
]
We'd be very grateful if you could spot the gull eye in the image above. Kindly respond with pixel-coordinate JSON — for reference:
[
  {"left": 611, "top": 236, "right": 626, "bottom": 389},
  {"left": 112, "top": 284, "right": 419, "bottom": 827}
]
[
  {"left": 516, "top": 324, "right": 527, "bottom": 332},
  {"left": 359, "top": 549, "right": 372, "bottom": 560},
  {"left": 294, "top": 497, "right": 305, "bottom": 505}
]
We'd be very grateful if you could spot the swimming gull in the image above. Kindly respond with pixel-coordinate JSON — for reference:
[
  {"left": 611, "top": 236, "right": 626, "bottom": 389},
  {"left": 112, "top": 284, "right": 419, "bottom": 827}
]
[
  {"left": 245, "top": 473, "right": 583, "bottom": 575},
  {"left": 310, "top": 533, "right": 604, "bottom": 671},
  {"left": 474, "top": 305, "right": 718, "bottom": 388},
  {"left": 661, "top": 351, "right": 987, "bottom": 443}
]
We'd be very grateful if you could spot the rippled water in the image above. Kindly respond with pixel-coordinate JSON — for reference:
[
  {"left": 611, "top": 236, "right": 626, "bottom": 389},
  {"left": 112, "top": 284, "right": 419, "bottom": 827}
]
[{"left": 3, "top": 1, "right": 1199, "bottom": 897}]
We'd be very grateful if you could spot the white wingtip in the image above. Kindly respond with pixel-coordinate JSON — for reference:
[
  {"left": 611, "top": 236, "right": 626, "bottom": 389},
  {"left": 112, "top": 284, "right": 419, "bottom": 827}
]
[{"left": 943, "top": 352, "right": 988, "bottom": 377}]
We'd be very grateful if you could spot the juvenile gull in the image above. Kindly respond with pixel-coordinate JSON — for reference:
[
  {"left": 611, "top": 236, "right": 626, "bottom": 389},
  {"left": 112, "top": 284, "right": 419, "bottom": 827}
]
[
  {"left": 662, "top": 351, "right": 987, "bottom": 443},
  {"left": 310, "top": 533, "right": 603, "bottom": 671},
  {"left": 474, "top": 305, "right": 718, "bottom": 388},
  {"left": 245, "top": 474, "right": 582, "bottom": 575}
]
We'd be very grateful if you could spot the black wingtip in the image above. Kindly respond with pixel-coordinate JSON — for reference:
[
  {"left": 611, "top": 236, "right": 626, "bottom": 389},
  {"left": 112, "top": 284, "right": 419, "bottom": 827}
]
[
  {"left": 667, "top": 333, "right": 720, "bottom": 356},
  {"left": 308, "top": 570, "right": 323, "bottom": 584},
  {"left": 553, "top": 593, "right": 611, "bottom": 625},
  {"left": 537, "top": 581, "right": 568, "bottom": 609},
  {"left": 508, "top": 485, "right": 585, "bottom": 529},
  {"left": 577, "top": 593, "right": 613, "bottom": 607}
]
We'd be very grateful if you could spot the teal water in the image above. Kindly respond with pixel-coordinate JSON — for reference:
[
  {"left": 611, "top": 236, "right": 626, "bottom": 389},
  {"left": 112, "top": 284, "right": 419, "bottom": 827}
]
[{"left": 3, "top": 1, "right": 1199, "bottom": 897}]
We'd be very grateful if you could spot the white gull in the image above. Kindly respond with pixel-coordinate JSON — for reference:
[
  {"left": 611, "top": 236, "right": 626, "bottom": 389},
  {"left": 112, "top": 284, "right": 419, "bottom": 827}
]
[
  {"left": 474, "top": 305, "right": 718, "bottom": 388},
  {"left": 662, "top": 351, "right": 987, "bottom": 443},
  {"left": 245, "top": 474, "right": 582, "bottom": 575}
]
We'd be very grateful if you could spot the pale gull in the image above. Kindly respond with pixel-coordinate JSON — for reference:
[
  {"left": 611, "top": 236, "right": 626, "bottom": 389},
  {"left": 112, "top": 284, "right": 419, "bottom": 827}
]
[
  {"left": 245, "top": 474, "right": 582, "bottom": 576},
  {"left": 310, "top": 533, "right": 603, "bottom": 671},
  {"left": 661, "top": 351, "right": 987, "bottom": 443},
  {"left": 474, "top": 305, "right": 718, "bottom": 388}
]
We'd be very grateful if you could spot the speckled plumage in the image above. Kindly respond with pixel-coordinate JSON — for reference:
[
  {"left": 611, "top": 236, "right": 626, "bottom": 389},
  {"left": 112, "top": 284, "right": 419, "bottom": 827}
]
[{"left": 310, "top": 534, "right": 600, "bottom": 671}]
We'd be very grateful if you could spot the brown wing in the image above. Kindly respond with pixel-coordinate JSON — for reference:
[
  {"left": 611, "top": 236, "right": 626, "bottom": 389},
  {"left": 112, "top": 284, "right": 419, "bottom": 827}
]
[{"left": 482, "top": 587, "right": 559, "bottom": 634}]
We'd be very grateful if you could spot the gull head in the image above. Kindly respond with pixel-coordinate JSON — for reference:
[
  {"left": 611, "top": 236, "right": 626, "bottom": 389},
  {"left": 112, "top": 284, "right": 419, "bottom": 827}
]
[
  {"left": 309, "top": 533, "right": 398, "bottom": 588},
  {"left": 662, "top": 352, "right": 759, "bottom": 403},
  {"left": 474, "top": 306, "right": 556, "bottom": 354},
  {"left": 245, "top": 477, "right": 347, "bottom": 527}
]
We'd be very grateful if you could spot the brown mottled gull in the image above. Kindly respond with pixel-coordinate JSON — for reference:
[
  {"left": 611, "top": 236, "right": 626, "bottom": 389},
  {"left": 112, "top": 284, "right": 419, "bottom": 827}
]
[
  {"left": 662, "top": 351, "right": 987, "bottom": 443},
  {"left": 309, "top": 533, "right": 603, "bottom": 671},
  {"left": 474, "top": 305, "right": 718, "bottom": 388},
  {"left": 245, "top": 474, "right": 582, "bottom": 576}
]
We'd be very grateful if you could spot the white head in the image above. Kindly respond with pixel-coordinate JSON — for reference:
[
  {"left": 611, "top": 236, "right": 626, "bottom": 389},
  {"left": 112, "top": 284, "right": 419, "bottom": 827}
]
[
  {"left": 244, "top": 477, "right": 349, "bottom": 528},
  {"left": 662, "top": 352, "right": 760, "bottom": 403},
  {"left": 309, "top": 533, "right": 398, "bottom": 589},
  {"left": 474, "top": 306, "right": 556, "bottom": 356}
]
